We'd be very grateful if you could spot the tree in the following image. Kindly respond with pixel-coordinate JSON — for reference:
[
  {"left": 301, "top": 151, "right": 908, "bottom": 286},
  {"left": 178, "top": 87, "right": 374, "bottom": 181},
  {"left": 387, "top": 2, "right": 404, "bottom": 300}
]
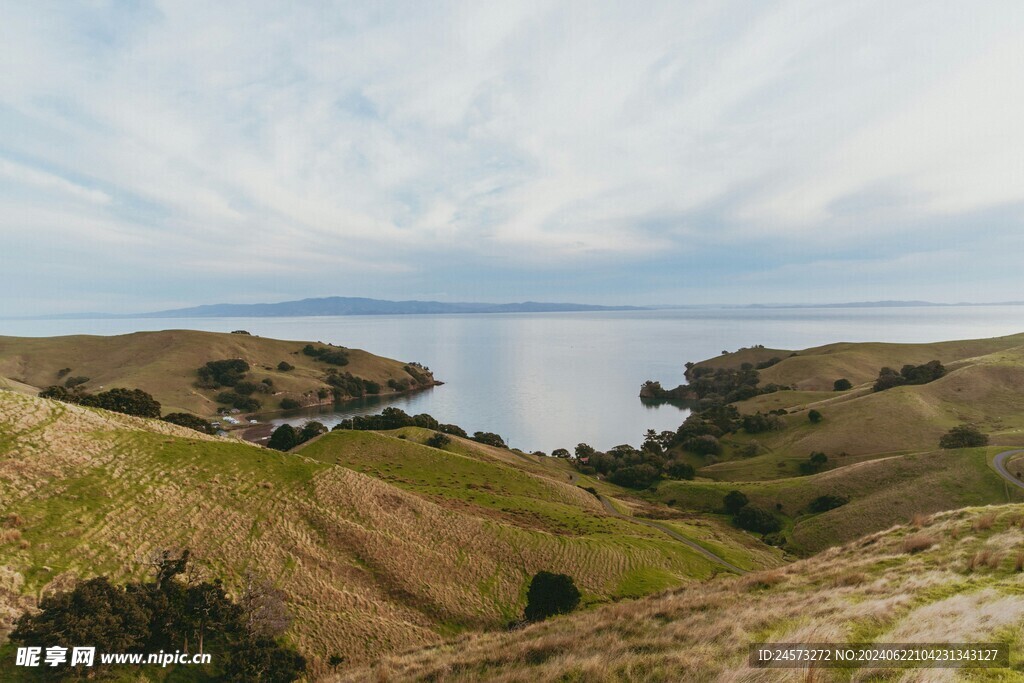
[
  {"left": 268, "top": 424, "right": 298, "bottom": 451},
  {"left": 277, "top": 361, "right": 294, "bottom": 372},
  {"left": 279, "top": 398, "right": 301, "bottom": 410},
  {"left": 472, "top": 432, "right": 507, "bottom": 448},
  {"left": 833, "top": 378, "right": 852, "bottom": 391},
  {"left": 808, "top": 494, "right": 849, "bottom": 513},
  {"left": 808, "top": 409, "right": 823, "bottom": 424},
  {"left": 426, "top": 432, "right": 451, "bottom": 449},
  {"left": 684, "top": 434, "right": 722, "bottom": 456},
  {"left": 734, "top": 505, "right": 781, "bottom": 534},
  {"left": 575, "top": 443, "right": 596, "bottom": 460},
  {"left": 608, "top": 464, "right": 660, "bottom": 489},
  {"left": 196, "top": 359, "right": 250, "bottom": 388},
  {"left": 298, "top": 421, "right": 327, "bottom": 444},
  {"left": 523, "top": 571, "right": 581, "bottom": 622},
  {"left": 939, "top": 424, "right": 989, "bottom": 449},
  {"left": 162, "top": 413, "right": 215, "bottom": 435},
  {"left": 664, "top": 460, "right": 695, "bottom": 480},
  {"left": 723, "top": 490, "right": 749, "bottom": 515},
  {"left": 551, "top": 448, "right": 570, "bottom": 459}
]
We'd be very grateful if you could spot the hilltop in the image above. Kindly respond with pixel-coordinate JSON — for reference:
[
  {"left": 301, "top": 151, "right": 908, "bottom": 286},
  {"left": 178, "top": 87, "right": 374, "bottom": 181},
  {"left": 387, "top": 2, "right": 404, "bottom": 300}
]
[
  {"left": 339, "top": 503, "right": 1024, "bottom": 681},
  {"left": 0, "top": 329, "right": 437, "bottom": 418},
  {"left": 0, "top": 390, "right": 779, "bottom": 678}
]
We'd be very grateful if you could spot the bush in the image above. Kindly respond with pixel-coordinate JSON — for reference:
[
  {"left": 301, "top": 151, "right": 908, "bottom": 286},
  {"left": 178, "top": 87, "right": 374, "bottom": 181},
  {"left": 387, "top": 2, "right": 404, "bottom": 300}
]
[
  {"left": 734, "top": 505, "right": 781, "bottom": 534},
  {"left": 808, "top": 409, "right": 823, "bottom": 424},
  {"left": 523, "top": 571, "right": 581, "bottom": 622},
  {"left": 162, "top": 413, "right": 215, "bottom": 435},
  {"left": 833, "top": 378, "right": 852, "bottom": 391},
  {"left": 426, "top": 432, "right": 451, "bottom": 449},
  {"left": 277, "top": 361, "right": 294, "bottom": 372},
  {"left": 279, "top": 398, "right": 301, "bottom": 410},
  {"left": 808, "top": 494, "right": 848, "bottom": 513},
  {"left": 723, "top": 490, "right": 749, "bottom": 515},
  {"left": 268, "top": 424, "right": 298, "bottom": 451},
  {"left": 939, "top": 424, "right": 989, "bottom": 449}
]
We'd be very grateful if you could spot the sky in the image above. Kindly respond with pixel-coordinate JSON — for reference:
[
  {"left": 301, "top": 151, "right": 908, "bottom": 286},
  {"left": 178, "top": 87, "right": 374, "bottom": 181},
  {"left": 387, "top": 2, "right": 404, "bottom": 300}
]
[{"left": 2, "top": 1, "right": 1024, "bottom": 316}]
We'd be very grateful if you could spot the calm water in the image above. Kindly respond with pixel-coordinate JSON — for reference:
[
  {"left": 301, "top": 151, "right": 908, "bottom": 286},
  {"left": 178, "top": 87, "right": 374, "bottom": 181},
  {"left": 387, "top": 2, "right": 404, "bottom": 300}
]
[{"left": 4, "top": 306, "right": 1024, "bottom": 452}]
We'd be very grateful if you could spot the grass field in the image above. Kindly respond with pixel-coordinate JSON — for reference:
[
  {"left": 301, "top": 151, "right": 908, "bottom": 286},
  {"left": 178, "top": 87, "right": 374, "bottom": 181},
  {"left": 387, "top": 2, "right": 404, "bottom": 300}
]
[
  {"left": 337, "top": 503, "right": 1024, "bottom": 681},
  {"left": 0, "top": 329, "right": 435, "bottom": 417},
  {"left": 0, "top": 390, "right": 781, "bottom": 678}
]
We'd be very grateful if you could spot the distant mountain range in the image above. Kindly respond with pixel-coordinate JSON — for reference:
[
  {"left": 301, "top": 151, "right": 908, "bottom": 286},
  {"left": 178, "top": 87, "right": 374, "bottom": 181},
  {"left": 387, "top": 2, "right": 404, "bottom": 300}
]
[
  {"left": 37, "top": 297, "right": 645, "bottom": 319},
  {"left": 22, "top": 298, "right": 1024, "bottom": 320}
]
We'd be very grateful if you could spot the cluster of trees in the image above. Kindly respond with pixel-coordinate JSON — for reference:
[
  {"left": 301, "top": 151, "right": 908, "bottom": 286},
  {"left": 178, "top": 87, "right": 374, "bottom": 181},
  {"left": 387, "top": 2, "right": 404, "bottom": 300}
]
[
  {"left": 574, "top": 432, "right": 695, "bottom": 489},
  {"left": 267, "top": 421, "right": 328, "bottom": 451},
  {"left": 10, "top": 550, "right": 305, "bottom": 681},
  {"left": 683, "top": 364, "right": 787, "bottom": 405},
  {"left": 939, "top": 424, "right": 989, "bottom": 448},
  {"left": 217, "top": 379, "right": 274, "bottom": 412},
  {"left": 323, "top": 369, "right": 381, "bottom": 400},
  {"left": 723, "top": 491, "right": 781, "bottom": 534},
  {"left": 403, "top": 363, "right": 432, "bottom": 386},
  {"left": 798, "top": 451, "right": 829, "bottom": 475},
  {"left": 163, "top": 412, "right": 216, "bottom": 434},
  {"left": 872, "top": 360, "right": 946, "bottom": 392},
  {"left": 196, "top": 359, "right": 251, "bottom": 389},
  {"left": 302, "top": 344, "right": 350, "bottom": 366},
  {"left": 39, "top": 385, "right": 163, "bottom": 419}
]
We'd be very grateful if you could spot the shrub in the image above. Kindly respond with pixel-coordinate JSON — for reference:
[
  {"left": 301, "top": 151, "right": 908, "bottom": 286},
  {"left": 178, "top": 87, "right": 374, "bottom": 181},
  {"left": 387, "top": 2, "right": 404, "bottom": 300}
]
[
  {"left": 833, "top": 378, "right": 852, "bottom": 391},
  {"left": 426, "top": 432, "right": 451, "bottom": 449},
  {"left": 939, "top": 424, "right": 989, "bottom": 449},
  {"left": 161, "top": 412, "right": 215, "bottom": 435},
  {"left": 734, "top": 505, "right": 781, "bottom": 534},
  {"left": 723, "top": 490, "right": 749, "bottom": 515},
  {"left": 277, "top": 361, "right": 294, "bottom": 372},
  {"left": 808, "top": 409, "right": 823, "bottom": 424},
  {"left": 279, "top": 398, "right": 301, "bottom": 410},
  {"left": 523, "top": 571, "right": 581, "bottom": 622},
  {"left": 268, "top": 424, "right": 298, "bottom": 451},
  {"left": 808, "top": 494, "right": 848, "bottom": 513}
]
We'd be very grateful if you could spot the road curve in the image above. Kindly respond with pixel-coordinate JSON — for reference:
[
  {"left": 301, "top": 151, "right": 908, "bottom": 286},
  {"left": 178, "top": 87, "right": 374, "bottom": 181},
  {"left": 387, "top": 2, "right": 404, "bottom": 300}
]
[
  {"left": 567, "top": 471, "right": 748, "bottom": 575},
  {"left": 993, "top": 449, "right": 1024, "bottom": 490}
]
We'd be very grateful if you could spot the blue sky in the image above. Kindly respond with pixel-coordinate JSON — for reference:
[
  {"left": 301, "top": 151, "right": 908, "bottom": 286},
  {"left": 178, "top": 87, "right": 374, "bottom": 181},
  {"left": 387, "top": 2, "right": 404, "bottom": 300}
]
[{"left": 2, "top": 1, "right": 1024, "bottom": 315}]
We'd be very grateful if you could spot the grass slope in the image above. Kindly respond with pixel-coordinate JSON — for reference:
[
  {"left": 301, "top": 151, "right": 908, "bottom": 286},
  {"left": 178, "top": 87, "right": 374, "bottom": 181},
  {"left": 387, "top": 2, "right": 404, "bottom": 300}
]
[
  {"left": 0, "top": 330, "right": 434, "bottom": 417},
  {"left": 339, "top": 504, "right": 1024, "bottom": 682},
  {"left": 0, "top": 391, "right": 778, "bottom": 678}
]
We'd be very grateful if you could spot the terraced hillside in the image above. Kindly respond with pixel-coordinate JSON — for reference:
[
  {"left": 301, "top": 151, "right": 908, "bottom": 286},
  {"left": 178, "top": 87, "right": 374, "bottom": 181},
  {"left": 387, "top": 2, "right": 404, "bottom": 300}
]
[
  {"left": 0, "top": 330, "right": 437, "bottom": 417},
  {"left": 0, "top": 390, "right": 779, "bottom": 677},
  {"left": 338, "top": 504, "right": 1024, "bottom": 682}
]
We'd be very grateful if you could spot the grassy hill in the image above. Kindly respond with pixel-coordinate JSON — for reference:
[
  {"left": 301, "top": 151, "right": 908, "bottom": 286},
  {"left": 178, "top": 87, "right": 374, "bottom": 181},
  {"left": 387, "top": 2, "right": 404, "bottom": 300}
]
[
  {"left": 0, "top": 390, "right": 779, "bottom": 678},
  {"left": 0, "top": 330, "right": 436, "bottom": 417},
  {"left": 337, "top": 504, "right": 1024, "bottom": 681}
]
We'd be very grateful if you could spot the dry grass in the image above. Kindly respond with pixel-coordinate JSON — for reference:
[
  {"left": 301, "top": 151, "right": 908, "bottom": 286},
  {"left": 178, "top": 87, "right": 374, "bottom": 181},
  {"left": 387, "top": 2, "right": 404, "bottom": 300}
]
[
  {"left": 334, "top": 506, "right": 1024, "bottom": 682},
  {"left": 973, "top": 512, "right": 998, "bottom": 531},
  {"left": 901, "top": 534, "right": 937, "bottom": 554}
]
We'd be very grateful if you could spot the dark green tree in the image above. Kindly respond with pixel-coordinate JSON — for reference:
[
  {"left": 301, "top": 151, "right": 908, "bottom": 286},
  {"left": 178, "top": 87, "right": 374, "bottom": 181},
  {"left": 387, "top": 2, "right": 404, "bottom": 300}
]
[
  {"left": 833, "top": 378, "right": 852, "bottom": 391},
  {"left": 268, "top": 424, "right": 298, "bottom": 451},
  {"left": 723, "top": 490, "right": 749, "bottom": 515},
  {"left": 939, "top": 424, "right": 989, "bottom": 448},
  {"left": 808, "top": 409, "right": 823, "bottom": 424},
  {"left": 523, "top": 571, "right": 581, "bottom": 622}
]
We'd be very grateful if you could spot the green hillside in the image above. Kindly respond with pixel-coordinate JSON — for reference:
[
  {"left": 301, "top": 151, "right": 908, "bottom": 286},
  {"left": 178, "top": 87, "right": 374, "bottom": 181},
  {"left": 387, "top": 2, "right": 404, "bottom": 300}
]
[
  {"left": 0, "top": 330, "right": 437, "bottom": 417},
  {"left": 0, "top": 390, "right": 779, "bottom": 678}
]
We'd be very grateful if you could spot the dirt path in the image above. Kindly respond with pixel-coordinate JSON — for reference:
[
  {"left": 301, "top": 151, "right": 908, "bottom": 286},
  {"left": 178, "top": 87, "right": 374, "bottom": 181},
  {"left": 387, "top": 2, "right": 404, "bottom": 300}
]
[{"left": 566, "top": 471, "right": 748, "bottom": 575}]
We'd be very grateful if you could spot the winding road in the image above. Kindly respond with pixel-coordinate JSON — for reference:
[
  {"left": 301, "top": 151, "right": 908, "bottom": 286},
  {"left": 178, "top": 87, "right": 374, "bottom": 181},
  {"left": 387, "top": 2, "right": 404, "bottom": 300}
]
[
  {"left": 993, "top": 449, "right": 1024, "bottom": 491},
  {"left": 566, "top": 470, "right": 748, "bottom": 575}
]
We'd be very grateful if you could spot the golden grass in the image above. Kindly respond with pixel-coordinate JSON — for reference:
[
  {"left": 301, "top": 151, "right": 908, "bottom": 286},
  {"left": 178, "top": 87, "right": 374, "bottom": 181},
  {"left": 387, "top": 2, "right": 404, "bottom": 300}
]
[
  {"left": 334, "top": 506, "right": 1024, "bottom": 682},
  {"left": 0, "top": 329, "right": 433, "bottom": 417}
]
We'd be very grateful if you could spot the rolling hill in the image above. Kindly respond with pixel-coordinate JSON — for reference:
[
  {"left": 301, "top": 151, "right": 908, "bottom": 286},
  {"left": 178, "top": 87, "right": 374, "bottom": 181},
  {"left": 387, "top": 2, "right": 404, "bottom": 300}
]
[
  {"left": 337, "top": 503, "right": 1024, "bottom": 681},
  {"left": 0, "top": 389, "right": 779, "bottom": 679},
  {"left": 0, "top": 330, "right": 437, "bottom": 418}
]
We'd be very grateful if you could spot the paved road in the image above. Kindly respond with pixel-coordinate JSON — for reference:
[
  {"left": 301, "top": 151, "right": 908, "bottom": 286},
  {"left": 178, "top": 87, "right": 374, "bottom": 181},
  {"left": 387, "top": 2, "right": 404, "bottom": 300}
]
[
  {"left": 993, "top": 449, "right": 1024, "bottom": 491},
  {"left": 567, "top": 471, "right": 748, "bottom": 575}
]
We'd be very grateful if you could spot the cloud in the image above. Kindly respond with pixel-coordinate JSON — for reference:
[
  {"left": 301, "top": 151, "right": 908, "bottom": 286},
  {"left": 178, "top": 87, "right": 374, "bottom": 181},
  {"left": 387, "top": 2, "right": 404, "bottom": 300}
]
[{"left": 1, "top": 0, "right": 1023, "bottom": 314}]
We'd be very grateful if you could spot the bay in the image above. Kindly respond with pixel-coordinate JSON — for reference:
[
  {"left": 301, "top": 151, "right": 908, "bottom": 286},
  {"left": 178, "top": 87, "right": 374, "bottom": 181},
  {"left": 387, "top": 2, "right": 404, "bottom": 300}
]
[{"left": 3, "top": 305, "right": 1024, "bottom": 452}]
